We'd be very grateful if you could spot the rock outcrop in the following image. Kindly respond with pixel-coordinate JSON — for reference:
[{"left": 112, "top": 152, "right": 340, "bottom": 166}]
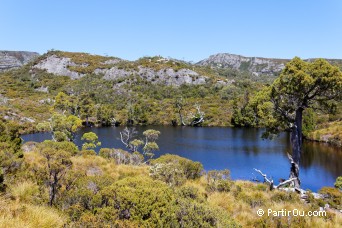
[
  {"left": 34, "top": 54, "right": 209, "bottom": 85},
  {"left": 0, "top": 51, "right": 39, "bottom": 71},
  {"left": 96, "top": 66, "right": 207, "bottom": 86},
  {"left": 34, "top": 55, "right": 84, "bottom": 79}
]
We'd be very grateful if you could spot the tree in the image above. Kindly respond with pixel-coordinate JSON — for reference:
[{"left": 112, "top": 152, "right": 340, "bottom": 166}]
[
  {"left": 174, "top": 98, "right": 205, "bottom": 126},
  {"left": 335, "top": 176, "right": 342, "bottom": 190},
  {"left": 142, "top": 129, "right": 161, "bottom": 160},
  {"left": 129, "top": 139, "right": 144, "bottom": 152},
  {"left": 119, "top": 127, "right": 138, "bottom": 151},
  {"left": 264, "top": 57, "right": 342, "bottom": 188},
  {"left": 175, "top": 97, "right": 186, "bottom": 126},
  {"left": 53, "top": 92, "right": 74, "bottom": 114},
  {"left": 81, "top": 132, "right": 101, "bottom": 151},
  {"left": 78, "top": 93, "right": 96, "bottom": 126},
  {"left": 37, "top": 113, "right": 82, "bottom": 142},
  {"left": 38, "top": 145, "right": 73, "bottom": 206},
  {"left": 118, "top": 128, "right": 161, "bottom": 162},
  {"left": 0, "top": 119, "right": 23, "bottom": 191}
]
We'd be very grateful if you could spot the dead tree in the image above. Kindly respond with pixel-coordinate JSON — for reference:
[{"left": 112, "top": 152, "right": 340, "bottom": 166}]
[
  {"left": 175, "top": 97, "right": 205, "bottom": 126},
  {"left": 175, "top": 97, "right": 186, "bottom": 126},
  {"left": 254, "top": 168, "right": 297, "bottom": 191},
  {"left": 119, "top": 127, "right": 137, "bottom": 151},
  {"left": 189, "top": 104, "right": 205, "bottom": 126}
]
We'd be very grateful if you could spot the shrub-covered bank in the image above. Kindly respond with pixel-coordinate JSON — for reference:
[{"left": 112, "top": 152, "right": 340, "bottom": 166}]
[{"left": 0, "top": 130, "right": 341, "bottom": 227}]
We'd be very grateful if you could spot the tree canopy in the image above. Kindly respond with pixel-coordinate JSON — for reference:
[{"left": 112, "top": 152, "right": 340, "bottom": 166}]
[{"left": 252, "top": 57, "right": 342, "bottom": 187}]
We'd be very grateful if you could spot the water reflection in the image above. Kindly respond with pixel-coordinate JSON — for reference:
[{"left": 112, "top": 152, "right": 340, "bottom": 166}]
[
  {"left": 21, "top": 126, "right": 341, "bottom": 191},
  {"left": 302, "top": 141, "right": 342, "bottom": 179}
]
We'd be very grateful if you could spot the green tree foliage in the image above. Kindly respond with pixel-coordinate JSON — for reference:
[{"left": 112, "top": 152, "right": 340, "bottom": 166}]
[
  {"left": 206, "top": 169, "right": 232, "bottom": 192},
  {"left": 318, "top": 187, "right": 342, "bottom": 210},
  {"left": 37, "top": 142, "right": 73, "bottom": 206},
  {"left": 129, "top": 139, "right": 144, "bottom": 152},
  {"left": 0, "top": 119, "right": 23, "bottom": 191},
  {"left": 219, "top": 84, "right": 239, "bottom": 100},
  {"left": 81, "top": 132, "right": 101, "bottom": 151},
  {"left": 37, "top": 113, "right": 82, "bottom": 142},
  {"left": 101, "top": 176, "right": 176, "bottom": 226},
  {"left": 150, "top": 154, "right": 203, "bottom": 186},
  {"left": 78, "top": 93, "right": 96, "bottom": 125},
  {"left": 254, "top": 57, "right": 342, "bottom": 187},
  {"left": 302, "top": 108, "right": 317, "bottom": 137},
  {"left": 61, "top": 175, "right": 115, "bottom": 220},
  {"left": 142, "top": 129, "right": 160, "bottom": 160},
  {"left": 335, "top": 176, "right": 342, "bottom": 190},
  {"left": 53, "top": 92, "right": 74, "bottom": 114},
  {"left": 96, "top": 104, "right": 116, "bottom": 126},
  {"left": 40, "top": 140, "right": 78, "bottom": 155}
]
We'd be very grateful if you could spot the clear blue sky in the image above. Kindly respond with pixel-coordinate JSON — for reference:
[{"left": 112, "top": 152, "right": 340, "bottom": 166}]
[{"left": 1, "top": 0, "right": 342, "bottom": 61}]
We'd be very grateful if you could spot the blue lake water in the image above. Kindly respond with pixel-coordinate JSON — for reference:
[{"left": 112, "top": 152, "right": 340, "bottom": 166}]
[{"left": 22, "top": 126, "right": 342, "bottom": 191}]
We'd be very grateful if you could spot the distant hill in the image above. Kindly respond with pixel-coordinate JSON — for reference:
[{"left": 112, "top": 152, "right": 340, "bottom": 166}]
[
  {"left": 31, "top": 51, "right": 227, "bottom": 86},
  {"left": 197, "top": 53, "right": 342, "bottom": 76},
  {"left": 0, "top": 51, "right": 39, "bottom": 71}
]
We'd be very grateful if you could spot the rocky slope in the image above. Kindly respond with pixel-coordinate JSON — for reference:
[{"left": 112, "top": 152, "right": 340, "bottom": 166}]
[
  {"left": 0, "top": 51, "right": 39, "bottom": 71},
  {"left": 33, "top": 52, "right": 216, "bottom": 86},
  {"left": 197, "top": 53, "right": 287, "bottom": 76},
  {"left": 197, "top": 53, "right": 342, "bottom": 76}
]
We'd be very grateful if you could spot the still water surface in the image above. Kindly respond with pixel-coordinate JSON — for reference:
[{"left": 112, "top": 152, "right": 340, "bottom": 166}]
[{"left": 22, "top": 126, "right": 342, "bottom": 191}]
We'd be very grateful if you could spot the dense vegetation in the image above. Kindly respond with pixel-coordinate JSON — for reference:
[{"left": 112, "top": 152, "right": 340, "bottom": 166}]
[
  {"left": 0, "top": 51, "right": 264, "bottom": 129},
  {"left": 0, "top": 120, "right": 341, "bottom": 227}
]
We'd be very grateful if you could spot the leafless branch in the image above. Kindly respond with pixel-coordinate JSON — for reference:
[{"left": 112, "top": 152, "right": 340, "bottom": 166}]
[{"left": 254, "top": 168, "right": 297, "bottom": 190}]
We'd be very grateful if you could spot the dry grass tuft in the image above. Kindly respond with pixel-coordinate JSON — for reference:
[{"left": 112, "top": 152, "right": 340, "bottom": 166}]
[{"left": 0, "top": 196, "right": 66, "bottom": 228}]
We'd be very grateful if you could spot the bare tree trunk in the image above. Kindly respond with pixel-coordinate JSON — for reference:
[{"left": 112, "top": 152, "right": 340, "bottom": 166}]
[
  {"left": 48, "top": 173, "right": 58, "bottom": 206},
  {"left": 289, "top": 108, "right": 303, "bottom": 188},
  {"left": 179, "top": 112, "right": 185, "bottom": 126}
]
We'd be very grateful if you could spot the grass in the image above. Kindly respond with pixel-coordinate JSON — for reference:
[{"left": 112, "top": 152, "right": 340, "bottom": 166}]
[
  {"left": 205, "top": 180, "right": 342, "bottom": 228},
  {"left": 307, "top": 121, "right": 342, "bottom": 147},
  {"left": 0, "top": 196, "right": 66, "bottom": 228},
  {"left": 1, "top": 144, "right": 341, "bottom": 227}
]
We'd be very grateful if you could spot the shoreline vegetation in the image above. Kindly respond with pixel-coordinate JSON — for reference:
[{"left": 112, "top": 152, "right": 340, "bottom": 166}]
[{"left": 1, "top": 137, "right": 341, "bottom": 227}]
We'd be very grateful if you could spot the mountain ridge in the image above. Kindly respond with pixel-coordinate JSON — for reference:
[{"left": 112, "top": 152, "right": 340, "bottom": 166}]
[
  {"left": 0, "top": 51, "right": 39, "bottom": 71},
  {"left": 2, "top": 50, "right": 342, "bottom": 78},
  {"left": 197, "top": 53, "right": 342, "bottom": 76}
]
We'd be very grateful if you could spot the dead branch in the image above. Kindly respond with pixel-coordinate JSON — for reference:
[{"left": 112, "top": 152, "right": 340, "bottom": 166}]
[
  {"left": 254, "top": 168, "right": 297, "bottom": 190},
  {"left": 254, "top": 168, "right": 274, "bottom": 189}
]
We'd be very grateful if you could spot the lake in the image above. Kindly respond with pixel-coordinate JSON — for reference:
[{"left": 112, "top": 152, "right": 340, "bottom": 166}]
[{"left": 21, "top": 126, "right": 342, "bottom": 191}]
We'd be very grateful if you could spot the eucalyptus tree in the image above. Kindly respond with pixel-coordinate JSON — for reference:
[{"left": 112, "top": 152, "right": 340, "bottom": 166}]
[
  {"left": 37, "top": 113, "right": 82, "bottom": 142},
  {"left": 259, "top": 57, "right": 342, "bottom": 188}
]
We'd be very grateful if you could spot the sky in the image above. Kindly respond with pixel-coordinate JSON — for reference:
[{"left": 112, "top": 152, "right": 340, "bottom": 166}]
[{"left": 1, "top": 0, "right": 342, "bottom": 62}]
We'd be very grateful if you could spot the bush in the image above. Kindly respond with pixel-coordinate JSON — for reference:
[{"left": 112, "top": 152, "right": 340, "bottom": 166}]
[
  {"left": 319, "top": 187, "right": 342, "bottom": 210},
  {"left": 39, "top": 140, "right": 78, "bottom": 155},
  {"left": 151, "top": 154, "right": 203, "bottom": 179},
  {"left": 100, "top": 176, "right": 176, "bottom": 226},
  {"left": 149, "top": 163, "right": 186, "bottom": 186},
  {"left": 99, "top": 148, "right": 144, "bottom": 165},
  {"left": 79, "top": 150, "right": 96, "bottom": 156},
  {"left": 334, "top": 176, "right": 342, "bottom": 190},
  {"left": 270, "top": 191, "right": 297, "bottom": 203},
  {"left": 206, "top": 169, "right": 232, "bottom": 192}
]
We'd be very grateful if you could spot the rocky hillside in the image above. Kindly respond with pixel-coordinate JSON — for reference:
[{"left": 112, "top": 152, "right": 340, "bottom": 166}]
[
  {"left": 32, "top": 51, "right": 229, "bottom": 86},
  {"left": 0, "top": 51, "right": 39, "bottom": 71},
  {"left": 197, "top": 53, "right": 288, "bottom": 76},
  {"left": 197, "top": 53, "right": 342, "bottom": 76}
]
